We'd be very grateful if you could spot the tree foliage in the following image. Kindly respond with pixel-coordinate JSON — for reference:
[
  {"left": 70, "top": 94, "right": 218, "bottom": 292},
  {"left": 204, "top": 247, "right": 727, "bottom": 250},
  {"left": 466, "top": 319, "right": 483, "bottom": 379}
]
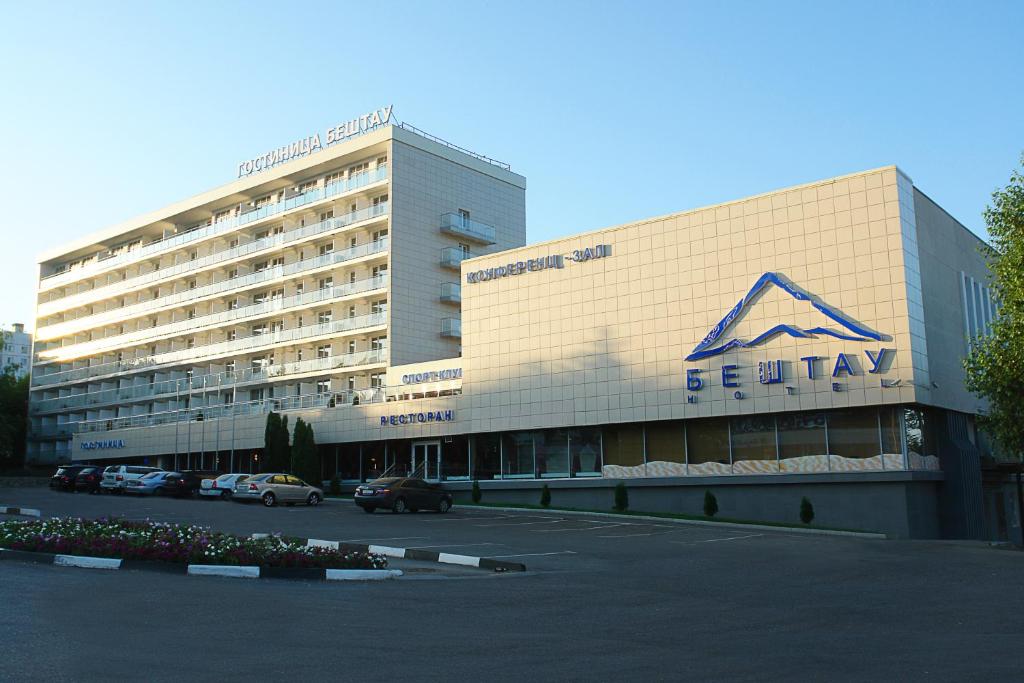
[
  {"left": 0, "top": 370, "right": 28, "bottom": 470},
  {"left": 964, "top": 156, "right": 1024, "bottom": 458},
  {"left": 290, "top": 418, "right": 320, "bottom": 486},
  {"left": 613, "top": 482, "right": 629, "bottom": 511},
  {"left": 800, "top": 496, "right": 815, "bottom": 525},
  {"left": 703, "top": 490, "right": 718, "bottom": 517},
  {"left": 471, "top": 480, "right": 482, "bottom": 504},
  {"left": 263, "top": 412, "right": 292, "bottom": 472},
  {"left": 540, "top": 484, "right": 551, "bottom": 508}
]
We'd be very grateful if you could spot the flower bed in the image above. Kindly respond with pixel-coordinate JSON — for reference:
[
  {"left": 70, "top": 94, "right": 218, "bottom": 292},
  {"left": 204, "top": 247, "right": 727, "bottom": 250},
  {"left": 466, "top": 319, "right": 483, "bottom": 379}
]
[{"left": 0, "top": 517, "right": 386, "bottom": 569}]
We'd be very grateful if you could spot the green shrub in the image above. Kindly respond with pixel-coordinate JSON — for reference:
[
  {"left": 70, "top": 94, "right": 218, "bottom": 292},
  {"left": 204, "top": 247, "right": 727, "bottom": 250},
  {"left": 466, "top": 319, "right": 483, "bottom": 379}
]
[
  {"left": 703, "top": 490, "right": 718, "bottom": 517},
  {"left": 800, "top": 496, "right": 815, "bottom": 524},
  {"left": 540, "top": 484, "right": 551, "bottom": 508},
  {"left": 613, "top": 482, "right": 629, "bottom": 511},
  {"left": 471, "top": 480, "right": 482, "bottom": 504},
  {"left": 329, "top": 475, "right": 341, "bottom": 496}
]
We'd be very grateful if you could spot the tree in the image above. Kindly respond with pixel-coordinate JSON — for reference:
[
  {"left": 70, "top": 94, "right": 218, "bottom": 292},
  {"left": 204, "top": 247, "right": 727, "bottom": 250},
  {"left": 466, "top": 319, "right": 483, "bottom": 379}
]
[
  {"left": 540, "top": 484, "right": 551, "bottom": 508},
  {"left": 964, "top": 156, "right": 1024, "bottom": 459},
  {"left": 0, "top": 371, "right": 28, "bottom": 471},
  {"left": 613, "top": 482, "right": 629, "bottom": 512},
  {"left": 703, "top": 490, "right": 718, "bottom": 517},
  {"left": 263, "top": 412, "right": 291, "bottom": 473},
  {"left": 471, "top": 480, "right": 482, "bottom": 504},
  {"left": 290, "top": 418, "right": 320, "bottom": 486},
  {"left": 800, "top": 496, "right": 815, "bottom": 525}
]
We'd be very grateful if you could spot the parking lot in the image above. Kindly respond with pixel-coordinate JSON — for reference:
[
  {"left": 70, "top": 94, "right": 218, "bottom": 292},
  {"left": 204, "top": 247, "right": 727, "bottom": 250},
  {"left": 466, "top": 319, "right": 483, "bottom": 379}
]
[{"left": 3, "top": 487, "right": 1024, "bottom": 681}]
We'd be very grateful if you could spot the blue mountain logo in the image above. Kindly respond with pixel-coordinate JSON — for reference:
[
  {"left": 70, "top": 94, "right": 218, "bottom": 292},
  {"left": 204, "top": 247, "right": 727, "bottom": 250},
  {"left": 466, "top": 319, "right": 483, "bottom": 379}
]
[{"left": 686, "top": 272, "right": 885, "bottom": 361}]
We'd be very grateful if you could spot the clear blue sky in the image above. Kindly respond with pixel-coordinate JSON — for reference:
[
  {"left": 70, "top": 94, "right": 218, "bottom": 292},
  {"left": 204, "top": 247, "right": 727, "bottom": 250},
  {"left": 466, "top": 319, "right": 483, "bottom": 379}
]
[{"left": 1, "top": 0, "right": 1021, "bottom": 331}]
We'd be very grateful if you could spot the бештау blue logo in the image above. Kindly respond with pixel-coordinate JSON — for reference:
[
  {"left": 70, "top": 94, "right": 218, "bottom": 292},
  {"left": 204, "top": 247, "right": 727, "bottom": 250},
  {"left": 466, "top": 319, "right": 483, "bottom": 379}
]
[{"left": 686, "top": 272, "right": 885, "bottom": 361}]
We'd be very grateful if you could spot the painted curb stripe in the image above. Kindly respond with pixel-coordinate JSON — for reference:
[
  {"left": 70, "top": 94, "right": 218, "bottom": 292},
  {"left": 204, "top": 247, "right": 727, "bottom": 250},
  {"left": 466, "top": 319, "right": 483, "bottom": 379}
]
[
  {"left": 368, "top": 545, "right": 407, "bottom": 558},
  {"left": 326, "top": 569, "right": 403, "bottom": 581},
  {"left": 437, "top": 552, "right": 481, "bottom": 567},
  {"left": 0, "top": 507, "right": 42, "bottom": 518},
  {"left": 0, "top": 548, "right": 57, "bottom": 564},
  {"left": 187, "top": 565, "right": 260, "bottom": 578},
  {"left": 306, "top": 538, "right": 340, "bottom": 550},
  {"left": 54, "top": 554, "right": 122, "bottom": 570}
]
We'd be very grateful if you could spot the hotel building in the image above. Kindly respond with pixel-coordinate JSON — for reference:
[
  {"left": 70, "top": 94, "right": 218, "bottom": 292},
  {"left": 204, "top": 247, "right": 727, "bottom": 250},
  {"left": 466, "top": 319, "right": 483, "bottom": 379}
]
[{"left": 30, "top": 116, "right": 1016, "bottom": 540}]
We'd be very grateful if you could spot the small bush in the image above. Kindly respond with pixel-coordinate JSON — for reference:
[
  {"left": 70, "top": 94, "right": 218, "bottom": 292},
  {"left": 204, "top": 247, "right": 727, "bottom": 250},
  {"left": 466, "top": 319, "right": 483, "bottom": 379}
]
[
  {"left": 329, "top": 475, "right": 341, "bottom": 496},
  {"left": 800, "top": 496, "right": 814, "bottom": 525},
  {"left": 703, "top": 490, "right": 718, "bottom": 517},
  {"left": 540, "top": 485, "right": 551, "bottom": 508},
  {"left": 613, "top": 482, "right": 629, "bottom": 512},
  {"left": 471, "top": 480, "right": 482, "bottom": 504}
]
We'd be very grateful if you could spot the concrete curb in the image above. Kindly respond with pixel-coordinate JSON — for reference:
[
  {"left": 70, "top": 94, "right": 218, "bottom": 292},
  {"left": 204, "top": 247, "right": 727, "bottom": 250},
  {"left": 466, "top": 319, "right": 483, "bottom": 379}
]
[
  {"left": 456, "top": 504, "right": 888, "bottom": 539},
  {"left": 0, "top": 548, "right": 404, "bottom": 581},
  {"left": 0, "top": 506, "right": 42, "bottom": 518},
  {"left": 255, "top": 533, "right": 527, "bottom": 572}
]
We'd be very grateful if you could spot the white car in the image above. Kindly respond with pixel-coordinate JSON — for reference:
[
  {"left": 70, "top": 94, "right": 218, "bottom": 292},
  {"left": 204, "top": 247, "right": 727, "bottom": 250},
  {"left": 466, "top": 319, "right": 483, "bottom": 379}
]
[
  {"left": 200, "top": 473, "right": 249, "bottom": 499},
  {"left": 100, "top": 465, "right": 162, "bottom": 493}
]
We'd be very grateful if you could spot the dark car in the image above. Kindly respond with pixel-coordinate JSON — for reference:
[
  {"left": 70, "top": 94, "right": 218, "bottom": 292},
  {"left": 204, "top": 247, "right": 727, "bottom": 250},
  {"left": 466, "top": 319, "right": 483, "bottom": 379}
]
[
  {"left": 354, "top": 477, "right": 453, "bottom": 514},
  {"left": 50, "top": 465, "right": 94, "bottom": 492},
  {"left": 162, "top": 470, "right": 219, "bottom": 497},
  {"left": 73, "top": 466, "right": 105, "bottom": 494}
]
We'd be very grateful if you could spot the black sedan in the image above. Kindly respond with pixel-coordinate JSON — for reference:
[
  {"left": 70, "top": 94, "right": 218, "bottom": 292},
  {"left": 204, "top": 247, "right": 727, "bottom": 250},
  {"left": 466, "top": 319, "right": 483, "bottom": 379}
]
[
  {"left": 73, "top": 466, "right": 105, "bottom": 494},
  {"left": 354, "top": 477, "right": 453, "bottom": 514},
  {"left": 161, "top": 470, "right": 219, "bottom": 497},
  {"left": 50, "top": 465, "right": 94, "bottom": 492}
]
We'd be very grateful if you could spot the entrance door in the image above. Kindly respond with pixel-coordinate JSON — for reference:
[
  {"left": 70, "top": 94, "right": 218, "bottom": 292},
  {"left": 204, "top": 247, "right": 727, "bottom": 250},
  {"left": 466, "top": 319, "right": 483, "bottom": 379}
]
[{"left": 411, "top": 441, "right": 441, "bottom": 481}]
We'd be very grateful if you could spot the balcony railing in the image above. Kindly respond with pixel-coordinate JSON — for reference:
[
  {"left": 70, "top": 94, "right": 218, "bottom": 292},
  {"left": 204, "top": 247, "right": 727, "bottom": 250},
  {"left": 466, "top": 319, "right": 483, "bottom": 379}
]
[
  {"left": 31, "top": 346, "right": 389, "bottom": 416},
  {"left": 38, "top": 201, "right": 389, "bottom": 320},
  {"left": 40, "top": 166, "right": 389, "bottom": 290},
  {"left": 440, "top": 282, "right": 461, "bottom": 304},
  {"left": 37, "top": 275, "right": 388, "bottom": 363},
  {"left": 441, "top": 318, "right": 462, "bottom": 338},
  {"left": 440, "top": 247, "right": 469, "bottom": 270},
  {"left": 32, "top": 311, "right": 387, "bottom": 389},
  {"left": 34, "top": 237, "right": 390, "bottom": 355},
  {"left": 67, "top": 384, "right": 390, "bottom": 436},
  {"left": 439, "top": 213, "right": 496, "bottom": 244}
]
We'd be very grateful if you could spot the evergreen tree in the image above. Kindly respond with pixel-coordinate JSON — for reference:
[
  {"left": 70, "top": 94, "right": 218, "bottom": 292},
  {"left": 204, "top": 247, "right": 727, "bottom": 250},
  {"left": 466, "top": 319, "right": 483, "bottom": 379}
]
[
  {"left": 613, "top": 482, "right": 629, "bottom": 512},
  {"left": 0, "top": 367, "right": 28, "bottom": 471},
  {"left": 290, "top": 418, "right": 321, "bottom": 485},
  {"left": 800, "top": 496, "right": 815, "bottom": 525},
  {"left": 263, "top": 412, "right": 281, "bottom": 472},
  {"left": 703, "top": 490, "right": 719, "bottom": 517},
  {"left": 540, "top": 484, "right": 551, "bottom": 508},
  {"left": 471, "top": 480, "right": 482, "bottom": 504},
  {"left": 964, "top": 156, "right": 1024, "bottom": 458}
]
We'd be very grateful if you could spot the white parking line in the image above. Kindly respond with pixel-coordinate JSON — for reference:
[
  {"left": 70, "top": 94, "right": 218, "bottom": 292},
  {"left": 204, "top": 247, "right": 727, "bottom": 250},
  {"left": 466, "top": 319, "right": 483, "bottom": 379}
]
[
  {"left": 404, "top": 542, "right": 502, "bottom": 549},
  {"left": 475, "top": 519, "right": 565, "bottom": 528},
  {"left": 422, "top": 515, "right": 517, "bottom": 523},
  {"left": 533, "top": 523, "right": 630, "bottom": 533},
  {"left": 597, "top": 529, "right": 688, "bottom": 539},
  {"left": 671, "top": 534, "right": 764, "bottom": 545},
  {"left": 490, "top": 551, "right": 578, "bottom": 558}
]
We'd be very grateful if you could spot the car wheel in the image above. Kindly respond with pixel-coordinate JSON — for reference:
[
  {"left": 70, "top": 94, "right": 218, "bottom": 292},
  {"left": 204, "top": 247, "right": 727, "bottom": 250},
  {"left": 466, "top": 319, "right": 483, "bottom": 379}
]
[
  {"left": 262, "top": 492, "right": 276, "bottom": 507},
  {"left": 307, "top": 493, "right": 322, "bottom": 506},
  {"left": 391, "top": 497, "right": 407, "bottom": 514},
  {"left": 220, "top": 490, "right": 232, "bottom": 500},
  {"left": 362, "top": 506, "right": 376, "bottom": 514},
  {"left": 154, "top": 487, "right": 165, "bottom": 497},
  {"left": 438, "top": 498, "right": 452, "bottom": 514}
]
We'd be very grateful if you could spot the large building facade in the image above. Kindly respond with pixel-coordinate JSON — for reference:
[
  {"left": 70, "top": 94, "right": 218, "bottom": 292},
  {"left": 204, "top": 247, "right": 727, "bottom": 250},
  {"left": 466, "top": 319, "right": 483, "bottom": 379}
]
[
  {"left": 31, "top": 118, "right": 1014, "bottom": 540},
  {"left": 2, "top": 323, "right": 32, "bottom": 378}
]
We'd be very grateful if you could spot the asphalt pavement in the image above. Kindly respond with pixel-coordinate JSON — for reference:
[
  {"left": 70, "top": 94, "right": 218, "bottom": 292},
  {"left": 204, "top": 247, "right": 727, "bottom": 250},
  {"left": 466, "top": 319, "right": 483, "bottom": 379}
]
[{"left": 2, "top": 487, "right": 1023, "bottom": 682}]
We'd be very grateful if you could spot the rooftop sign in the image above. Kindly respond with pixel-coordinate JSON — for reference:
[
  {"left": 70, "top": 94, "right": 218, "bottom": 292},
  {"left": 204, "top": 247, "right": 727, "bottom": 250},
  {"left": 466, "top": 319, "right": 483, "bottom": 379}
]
[{"left": 237, "top": 105, "right": 393, "bottom": 178}]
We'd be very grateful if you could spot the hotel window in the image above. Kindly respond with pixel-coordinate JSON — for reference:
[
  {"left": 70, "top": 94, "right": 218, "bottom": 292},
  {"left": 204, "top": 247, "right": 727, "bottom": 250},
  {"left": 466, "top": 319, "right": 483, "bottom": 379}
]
[
  {"left": 225, "top": 360, "right": 235, "bottom": 374},
  {"left": 188, "top": 279, "right": 197, "bottom": 290},
  {"left": 271, "top": 257, "right": 284, "bottom": 268},
  {"left": 324, "top": 170, "right": 344, "bottom": 186},
  {"left": 186, "top": 308, "right": 196, "bottom": 320},
  {"left": 569, "top": 427, "right": 602, "bottom": 477},
  {"left": 226, "top": 330, "right": 236, "bottom": 341},
  {"left": 272, "top": 226, "right": 283, "bottom": 236},
  {"left": 348, "top": 306, "right": 356, "bottom": 318},
  {"left": 299, "top": 180, "right": 318, "bottom": 193},
  {"left": 227, "top": 299, "right": 238, "bottom": 310},
  {"left": 347, "top": 376, "right": 356, "bottom": 391},
  {"left": 730, "top": 415, "right": 778, "bottom": 473},
  {"left": 228, "top": 268, "right": 238, "bottom": 279},
  {"left": 458, "top": 208, "right": 470, "bottom": 223},
  {"left": 255, "top": 229, "right": 269, "bottom": 240},
  {"left": 251, "top": 356, "right": 270, "bottom": 371},
  {"left": 501, "top": 432, "right": 536, "bottom": 478},
  {"left": 253, "top": 195, "right": 272, "bottom": 209},
  {"left": 319, "top": 277, "right": 333, "bottom": 290},
  {"left": 373, "top": 229, "right": 388, "bottom": 243},
  {"left": 189, "top": 250, "right": 198, "bottom": 261},
  {"left": 186, "top": 338, "right": 195, "bottom": 349},
  {"left": 296, "top": 348, "right": 303, "bottom": 361},
  {"left": 271, "top": 288, "right": 284, "bottom": 300},
  {"left": 349, "top": 272, "right": 357, "bottom": 284},
  {"left": 826, "top": 409, "right": 883, "bottom": 466},
  {"left": 372, "top": 194, "right": 388, "bottom": 209},
  {"left": 350, "top": 237, "right": 357, "bottom": 249},
  {"left": 645, "top": 421, "right": 686, "bottom": 467},
  {"left": 229, "top": 238, "right": 239, "bottom": 248},
  {"left": 317, "top": 344, "right": 332, "bottom": 359},
  {"left": 370, "top": 336, "right": 386, "bottom": 351},
  {"left": 249, "top": 388, "right": 265, "bottom": 402},
  {"left": 253, "top": 292, "right": 268, "bottom": 305},
  {"left": 316, "top": 379, "right": 331, "bottom": 395},
  {"left": 686, "top": 418, "right": 731, "bottom": 470},
  {"left": 348, "top": 340, "right": 356, "bottom": 354},
  {"left": 371, "top": 299, "right": 387, "bottom": 314},
  {"left": 320, "top": 210, "right": 334, "bottom": 223},
  {"left": 348, "top": 161, "right": 369, "bottom": 177},
  {"left": 254, "top": 261, "right": 268, "bottom": 273},
  {"left": 777, "top": 412, "right": 828, "bottom": 472},
  {"left": 350, "top": 203, "right": 357, "bottom": 213},
  {"left": 186, "top": 368, "right": 194, "bottom": 381},
  {"left": 319, "top": 242, "right": 335, "bottom": 256},
  {"left": 214, "top": 209, "right": 232, "bottom": 223},
  {"left": 370, "top": 373, "right": 384, "bottom": 389},
  {"left": 318, "top": 310, "right": 333, "bottom": 324},
  {"left": 269, "top": 320, "right": 283, "bottom": 333},
  {"left": 376, "top": 155, "right": 387, "bottom": 168},
  {"left": 150, "top": 345, "right": 157, "bottom": 356},
  {"left": 150, "top": 317, "right": 158, "bottom": 328},
  {"left": 252, "top": 324, "right": 268, "bottom": 336},
  {"left": 372, "top": 264, "right": 388, "bottom": 278}
]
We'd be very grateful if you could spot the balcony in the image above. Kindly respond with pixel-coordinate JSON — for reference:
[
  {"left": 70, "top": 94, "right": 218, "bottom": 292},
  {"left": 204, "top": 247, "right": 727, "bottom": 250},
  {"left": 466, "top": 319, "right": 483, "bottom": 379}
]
[
  {"left": 35, "top": 236, "right": 390, "bottom": 351},
  {"left": 440, "top": 247, "right": 469, "bottom": 270},
  {"left": 38, "top": 201, "right": 389, "bottom": 320},
  {"left": 32, "top": 311, "right": 387, "bottom": 389},
  {"left": 37, "top": 274, "right": 388, "bottom": 364},
  {"left": 441, "top": 318, "right": 462, "bottom": 338},
  {"left": 40, "top": 166, "right": 389, "bottom": 291},
  {"left": 440, "top": 282, "right": 461, "bottom": 305},
  {"left": 439, "top": 213, "right": 495, "bottom": 245}
]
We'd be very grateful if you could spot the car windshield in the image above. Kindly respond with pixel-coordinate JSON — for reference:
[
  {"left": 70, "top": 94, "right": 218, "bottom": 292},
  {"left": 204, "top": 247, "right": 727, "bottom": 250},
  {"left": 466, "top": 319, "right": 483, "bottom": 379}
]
[
  {"left": 78, "top": 468, "right": 96, "bottom": 474},
  {"left": 55, "top": 468, "right": 68, "bottom": 475},
  {"left": 249, "top": 474, "right": 272, "bottom": 482},
  {"left": 216, "top": 474, "right": 237, "bottom": 482},
  {"left": 141, "top": 472, "right": 164, "bottom": 480}
]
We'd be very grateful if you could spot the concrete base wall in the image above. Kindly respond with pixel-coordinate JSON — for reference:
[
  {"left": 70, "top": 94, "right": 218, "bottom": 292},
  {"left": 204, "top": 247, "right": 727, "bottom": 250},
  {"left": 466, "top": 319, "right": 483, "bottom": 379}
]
[{"left": 441, "top": 472, "right": 945, "bottom": 539}]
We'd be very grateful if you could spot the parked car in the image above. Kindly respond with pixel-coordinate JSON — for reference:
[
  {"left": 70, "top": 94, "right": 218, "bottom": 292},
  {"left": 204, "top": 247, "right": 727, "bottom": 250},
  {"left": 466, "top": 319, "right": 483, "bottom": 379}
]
[
  {"left": 50, "top": 465, "right": 94, "bottom": 492},
  {"left": 161, "top": 470, "right": 220, "bottom": 497},
  {"left": 73, "top": 466, "right": 105, "bottom": 494},
  {"left": 232, "top": 473, "right": 323, "bottom": 507},
  {"left": 124, "top": 471, "right": 175, "bottom": 496},
  {"left": 354, "top": 477, "right": 453, "bottom": 514},
  {"left": 199, "top": 473, "right": 248, "bottom": 499},
  {"left": 101, "top": 465, "right": 162, "bottom": 493}
]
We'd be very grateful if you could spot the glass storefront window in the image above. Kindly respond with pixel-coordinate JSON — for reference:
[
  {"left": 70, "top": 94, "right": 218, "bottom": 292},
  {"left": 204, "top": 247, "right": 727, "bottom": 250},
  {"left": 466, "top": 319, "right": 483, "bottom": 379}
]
[
  {"left": 569, "top": 427, "right": 602, "bottom": 477},
  {"left": 686, "top": 418, "right": 730, "bottom": 475},
  {"left": 442, "top": 437, "right": 470, "bottom": 481},
  {"left": 472, "top": 433, "right": 501, "bottom": 480},
  {"left": 777, "top": 412, "right": 827, "bottom": 472},
  {"left": 361, "top": 441, "right": 385, "bottom": 481},
  {"left": 337, "top": 444, "right": 360, "bottom": 481},
  {"left": 879, "top": 406, "right": 903, "bottom": 469},
  {"left": 602, "top": 424, "right": 644, "bottom": 477},
  {"left": 730, "top": 415, "right": 778, "bottom": 474},
  {"left": 502, "top": 432, "right": 536, "bottom": 478},
  {"left": 536, "top": 429, "right": 569, "bottom": 478},
  {"left": 827, "top": 409, "right": 882, "bottom": 471},
  {"left": 905, "top": 407, "right": 940, "bottom": 471},
  {"left": 644, "top": 421, "right": 686, "bottom": 477}
]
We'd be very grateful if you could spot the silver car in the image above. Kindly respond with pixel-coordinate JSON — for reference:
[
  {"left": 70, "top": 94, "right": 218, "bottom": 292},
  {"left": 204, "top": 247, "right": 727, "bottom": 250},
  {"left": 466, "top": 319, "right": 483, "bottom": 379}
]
[{"left": 233, "top": 473, "right": 323, "bottom": 507}]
